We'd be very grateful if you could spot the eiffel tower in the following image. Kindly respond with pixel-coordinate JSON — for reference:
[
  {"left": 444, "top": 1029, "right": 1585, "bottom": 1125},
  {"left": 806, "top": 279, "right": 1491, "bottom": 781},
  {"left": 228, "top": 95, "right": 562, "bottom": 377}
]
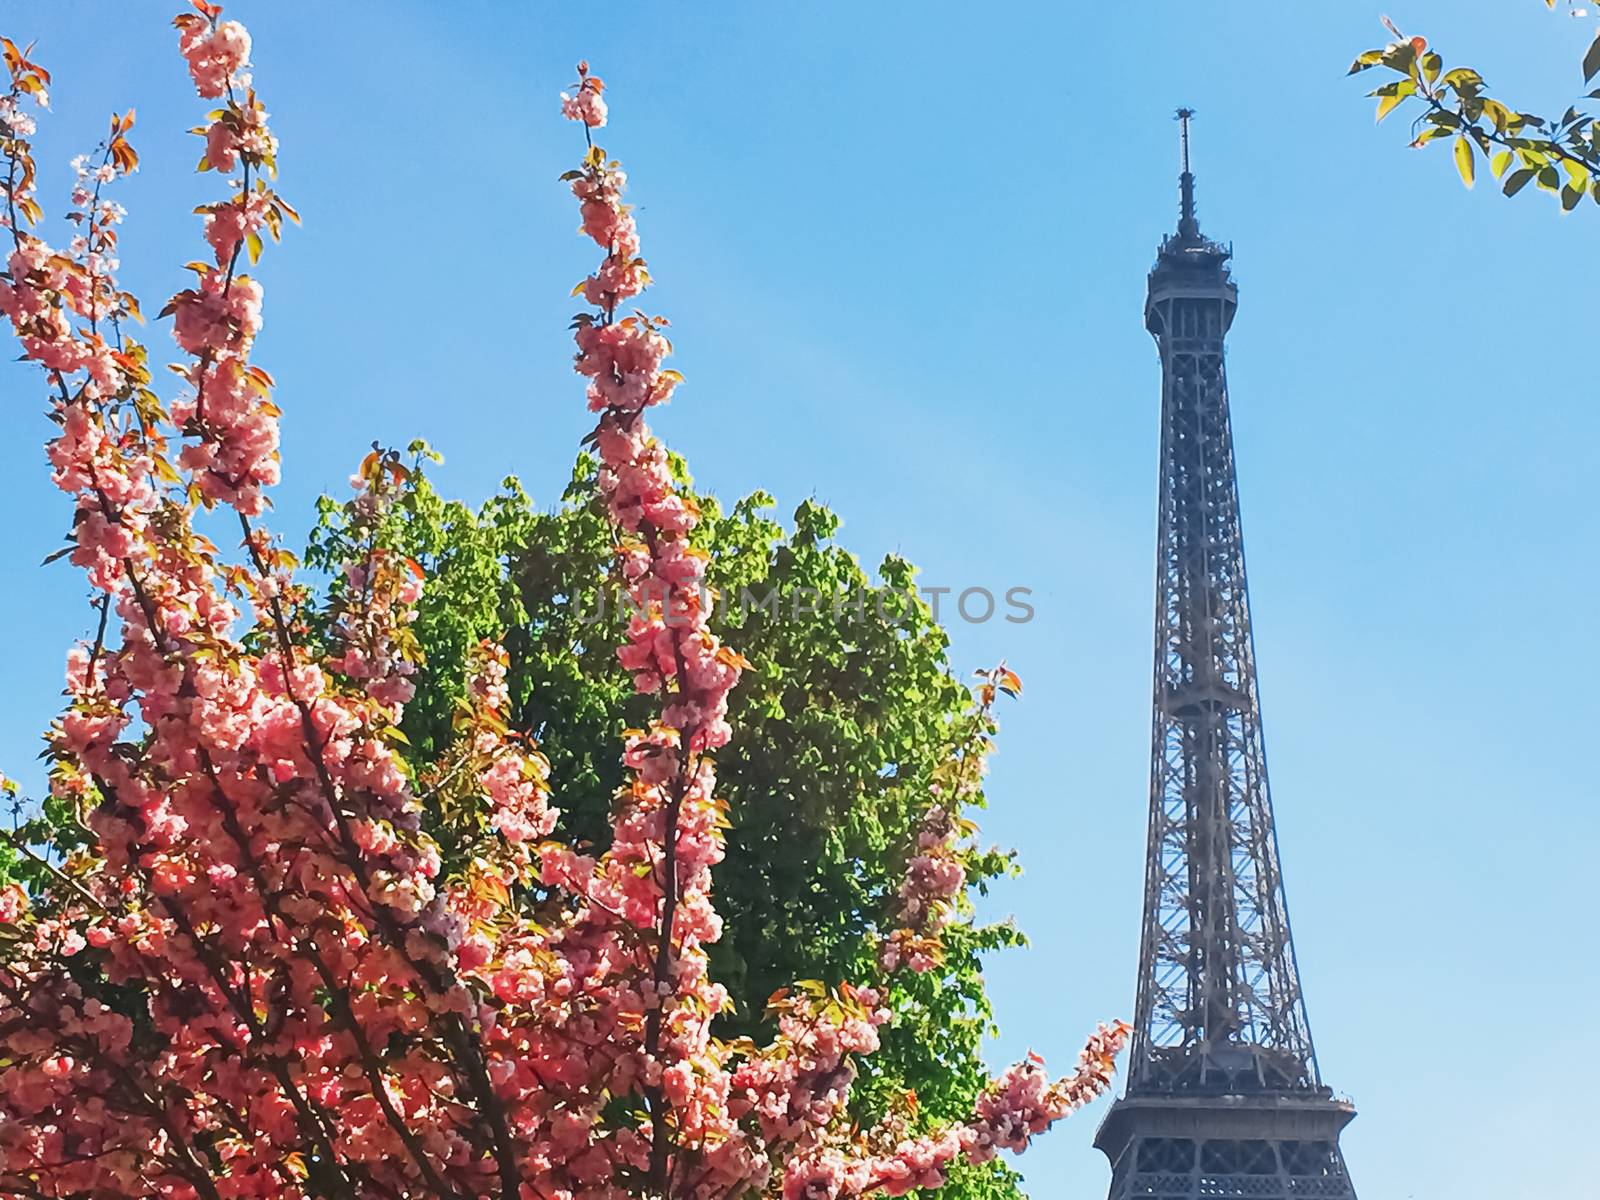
[{"left": 1094, "top": 112, "right": 1359, "bottom": 1200}]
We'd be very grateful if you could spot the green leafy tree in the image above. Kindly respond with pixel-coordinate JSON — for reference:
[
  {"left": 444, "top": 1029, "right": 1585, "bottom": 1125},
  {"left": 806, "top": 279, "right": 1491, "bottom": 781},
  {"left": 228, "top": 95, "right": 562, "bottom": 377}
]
[
  {"left": 305, "top": 445, "right": 1031, "bottom": 1200},
  {"left": 1352, "top": 3, "right": 1600, "bottom": 210}
]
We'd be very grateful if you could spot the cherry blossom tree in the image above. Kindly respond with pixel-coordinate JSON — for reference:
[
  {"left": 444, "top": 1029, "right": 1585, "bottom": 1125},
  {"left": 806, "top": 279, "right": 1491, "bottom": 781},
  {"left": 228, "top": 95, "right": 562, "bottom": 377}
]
[{"left": 0, "top": 8, "right": 1127, "bottom": 1199}]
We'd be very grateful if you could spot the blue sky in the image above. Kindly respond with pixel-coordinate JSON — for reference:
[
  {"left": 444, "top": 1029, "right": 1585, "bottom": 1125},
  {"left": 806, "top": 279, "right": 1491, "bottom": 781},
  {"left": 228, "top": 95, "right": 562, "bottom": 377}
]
[{"left": 2, "top": 3, "right": 1596, "bottom": 1197}]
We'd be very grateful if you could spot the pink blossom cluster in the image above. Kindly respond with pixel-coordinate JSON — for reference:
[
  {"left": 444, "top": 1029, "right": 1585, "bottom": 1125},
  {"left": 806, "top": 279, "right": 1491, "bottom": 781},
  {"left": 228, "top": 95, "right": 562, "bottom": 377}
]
[
  {"left": 64, "top": 152, "right": 127, "bottom": 327},
  {"left": 201, "top": 187, "right": 271, "bottom": 263},
  {"left": 878, "top": 803, "right": 969, "bottom": 973},
  {"left": 781, "top": 1023, "right": 1132, "bottom": 1200},
  {"left": 878, "top": 666, "right": 1023, "bottom": 973},
  {"left": 970, "top": 1025, "right": 1132, "bottom": 1154},
  {"left": 197, "top": 98, "right": 284, "bottom": 269},
  {"left": 0, "top": 93, "right": 37, "bottom": 143},
  {"left": 169, "top": 6, "right": 296, "bottom": 514},
  {"left": 560, "top": 62, "right": 609, "bottom": 129},
  {"left": 460, "top": 640, "right": 559, "bottom": 856},
  {"left": 322, "top": 460, "right": 425, "bottom": 710},
  {"left": 0, "top": 881, "right": 26, "bottom": 924},
  {"left": 160, "top": 72, "right": 292, "bottom": 518},
  {"left": 901, "top": 813, "right": 966, "bottom": 925},
  {"left": 879, "top": 670, "right": 1014, "bottom": 974},
  {"left": 203, "top": 98, "right": 277, "bottom": 176},
  {"left": 565, "top": 67, "right": 741, "bottom": 763},
  {"left": 175, "top": 7, "right": 250, "bottom": 98},
  {"left": 0, "top": 92, "right": 150, "bottom": 593},
  {"left": 169, "top": 356, "right": 280, "bottom": 512},
  {"left": 732, "top": 983, "right": 889, "bottom": 1144}
]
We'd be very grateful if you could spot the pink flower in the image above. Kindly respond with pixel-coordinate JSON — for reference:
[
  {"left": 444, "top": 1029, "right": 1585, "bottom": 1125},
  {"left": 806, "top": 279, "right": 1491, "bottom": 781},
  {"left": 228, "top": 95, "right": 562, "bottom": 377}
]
[
  {"left": 169, "top": 271, "right": 263, "bottom": 356},
  {"left": 205, "top": 120, "right": 238, "bottom": 171},
  {"left": 178, "top": 18, "right": 251, "bottom": 98},
  {"left": 560, "top": 75, "right": 608, "bottom": 129},
  {"left": 0, "top": 883, "right": 27, "bottom": 924}
]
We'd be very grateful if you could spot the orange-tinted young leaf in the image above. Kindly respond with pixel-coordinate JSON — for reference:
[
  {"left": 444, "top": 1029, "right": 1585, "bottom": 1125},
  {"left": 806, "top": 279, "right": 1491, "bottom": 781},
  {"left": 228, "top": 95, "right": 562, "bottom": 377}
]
[{"left": 716, "top": 646, "right": 752, "bottom": 671}]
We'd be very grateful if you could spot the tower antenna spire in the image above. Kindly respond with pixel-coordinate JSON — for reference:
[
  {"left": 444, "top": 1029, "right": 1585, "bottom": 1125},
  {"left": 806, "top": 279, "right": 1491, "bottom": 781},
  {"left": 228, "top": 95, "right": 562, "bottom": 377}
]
[{"left": 1176, "top": 106, "right": 1199, "bottom": 238}]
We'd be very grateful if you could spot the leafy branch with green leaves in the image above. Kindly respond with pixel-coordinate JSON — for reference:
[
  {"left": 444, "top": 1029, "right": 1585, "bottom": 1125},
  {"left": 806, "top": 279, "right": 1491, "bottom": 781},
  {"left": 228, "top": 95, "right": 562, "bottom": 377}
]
[{"left": 1351, "top": 4, "right": 1600, "bottom": 210}]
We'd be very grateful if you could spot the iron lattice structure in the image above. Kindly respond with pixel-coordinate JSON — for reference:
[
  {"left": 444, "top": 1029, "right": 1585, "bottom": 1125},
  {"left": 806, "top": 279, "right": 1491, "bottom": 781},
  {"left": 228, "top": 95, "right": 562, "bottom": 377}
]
[{"left": 1095, "top": 113, "right": 1359, "bottom": 1200}]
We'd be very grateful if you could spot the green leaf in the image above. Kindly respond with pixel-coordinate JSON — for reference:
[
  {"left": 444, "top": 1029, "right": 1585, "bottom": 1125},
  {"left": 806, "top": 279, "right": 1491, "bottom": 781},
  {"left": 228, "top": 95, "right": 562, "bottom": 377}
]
[
  {"left": 1375, "top": 84, "right": 1413, "bottom": 123},
  {"left": 1561, "top": 183, "right": 1584, "bottom": 211},
  {"left": 1381, "top": 41, "right": 1419, "bottom": 76},
  {"left": 1348, "top": 49, "right": 1383, "bottom": 74},
  {"left": 1502, "top": 168, "right": 1535, "bottom": 197},
  {"left": 1453, "top": 135, "right": 1475, "bottom": 188},
  {"left": 1584, "top": 30, "right": 1600, "bottom": 84}
]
